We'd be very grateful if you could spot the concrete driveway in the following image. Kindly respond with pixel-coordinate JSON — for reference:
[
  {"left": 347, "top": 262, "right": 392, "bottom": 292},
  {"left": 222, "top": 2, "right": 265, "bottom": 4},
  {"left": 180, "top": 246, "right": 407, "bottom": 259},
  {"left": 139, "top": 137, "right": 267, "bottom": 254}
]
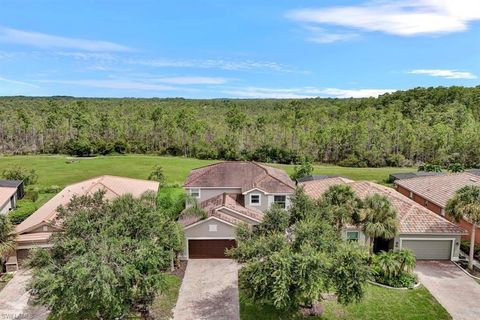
[
  {"left": 416, "top": 261, "right": 480, "bottom": 320},
  {"left": 0, "top": 270, "right": 48, "bottom": 320},
  {"left": 173, "top": 259, "right": 240, "bottom": 320}
]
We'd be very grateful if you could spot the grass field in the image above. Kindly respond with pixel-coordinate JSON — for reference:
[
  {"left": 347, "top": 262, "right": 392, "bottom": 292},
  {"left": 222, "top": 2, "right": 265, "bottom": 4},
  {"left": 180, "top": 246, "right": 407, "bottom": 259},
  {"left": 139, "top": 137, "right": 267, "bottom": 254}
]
[
  {"left": 0, "top": 154, "right": 414, "bottom": 188},
  {"left": 240, "top": 285, "right": 451, "bottom": 320}
]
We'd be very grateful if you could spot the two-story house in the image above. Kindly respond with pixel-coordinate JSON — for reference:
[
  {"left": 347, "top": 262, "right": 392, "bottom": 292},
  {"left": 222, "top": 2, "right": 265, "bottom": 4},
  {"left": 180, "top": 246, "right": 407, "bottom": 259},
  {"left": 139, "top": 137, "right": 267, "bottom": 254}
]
[{"left": 181, "top": 161, "right": 295, "bottom": 259}]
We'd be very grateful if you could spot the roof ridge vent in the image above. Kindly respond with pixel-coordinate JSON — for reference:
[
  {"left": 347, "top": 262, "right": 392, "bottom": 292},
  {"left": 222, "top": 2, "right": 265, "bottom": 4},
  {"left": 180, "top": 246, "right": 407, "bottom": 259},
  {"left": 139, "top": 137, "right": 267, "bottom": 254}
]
[{"left": 470, "top": 177, "right": 478, "bottom": 182}]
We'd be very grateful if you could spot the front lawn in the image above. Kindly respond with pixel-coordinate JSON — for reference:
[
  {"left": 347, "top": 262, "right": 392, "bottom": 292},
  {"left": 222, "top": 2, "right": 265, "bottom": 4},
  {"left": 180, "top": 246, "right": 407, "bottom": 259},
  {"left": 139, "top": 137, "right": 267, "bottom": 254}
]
[
  {"left": 240, "top": 285, "right": 451, "bottom": 320},
  {"left": 151, "top": 274, "right": 182, "bottom": 320}
]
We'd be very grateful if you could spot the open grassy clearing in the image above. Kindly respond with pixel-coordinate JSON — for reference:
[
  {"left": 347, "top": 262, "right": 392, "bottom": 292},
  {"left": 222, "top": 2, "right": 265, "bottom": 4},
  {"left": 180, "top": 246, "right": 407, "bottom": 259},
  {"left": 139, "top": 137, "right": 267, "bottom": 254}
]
[
  {"left": 240, "top": 285, "right": 451, "bottom": 320},
  {"left": 0, "top": 154, "right": 414, "bottom": 188}
]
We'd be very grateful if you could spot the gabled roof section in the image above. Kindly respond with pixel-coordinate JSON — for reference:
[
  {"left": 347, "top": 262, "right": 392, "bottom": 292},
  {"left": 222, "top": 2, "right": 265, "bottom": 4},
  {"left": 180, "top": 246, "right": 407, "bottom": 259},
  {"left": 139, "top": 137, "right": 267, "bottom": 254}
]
[
  {"left": 180, "top": 192, "right": 263, "bottom": 227},
  {"left": 301, "top": 178, "right": 466, "bottom": 235},
  {"left": 16, "top": 175, "right": 159, "bottom": 235},
  {"left": 395, "top": 172, "right": 480, "bottom": 208},
  {"left": 184, "top": 161, "right": 295, "bottom": 193}
]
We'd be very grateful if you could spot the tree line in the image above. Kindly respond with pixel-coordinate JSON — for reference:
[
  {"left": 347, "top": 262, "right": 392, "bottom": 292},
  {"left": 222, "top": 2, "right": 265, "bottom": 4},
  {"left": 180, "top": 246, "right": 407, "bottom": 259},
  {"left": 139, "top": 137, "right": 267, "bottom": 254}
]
[{"left": 1, "top": 85, "right": 480, "bottom": 167}]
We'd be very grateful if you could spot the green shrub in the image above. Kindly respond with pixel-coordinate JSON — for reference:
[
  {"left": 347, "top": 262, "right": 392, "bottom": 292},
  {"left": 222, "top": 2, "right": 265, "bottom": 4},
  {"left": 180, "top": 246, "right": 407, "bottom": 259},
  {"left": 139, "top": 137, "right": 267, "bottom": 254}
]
[
  {"left": 25, "top": 189, "right": 39, "bottom": 202},
  {"left": 39, "top": 185, "right": 61, "bottom": 194},
  {"left": 8, "top": 201, "right": 38, "bottom": 224},
  {"left": 64, "top": 138, "right": 94, "bottom": 157},
  {"left": 460, "top": 240, "right": 480, "bottom": 258},
  {"left": 338, "top": 155, "right": 368, "bottom": 168},
  {"left": 371, "top": 249, "right": 417, "bottom": 288},
  {"left": 1, "top": 166, "right": 38, "bottom": 185}
]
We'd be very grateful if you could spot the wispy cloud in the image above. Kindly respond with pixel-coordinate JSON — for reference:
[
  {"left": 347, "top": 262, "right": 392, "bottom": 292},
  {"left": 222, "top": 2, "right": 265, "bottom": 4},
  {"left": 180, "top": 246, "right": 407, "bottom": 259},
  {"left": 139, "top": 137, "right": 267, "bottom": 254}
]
[
  {"left": 38, "top": 79, "right": 176, "bottom": 91},
  {"left": 303, "top": 26, "right": 358, "bottom": 44},
  {"left": 127, "top": 57, "right": 293, "bottom": 72},
  {"left": 0, "top": 26, "right": 131, "bottom": 52},
  {"left": 221, "top": 86, "right": 395, "bottom": 99},
  {"left": 408, "top": 69, "right": 477, "bottom": 79},
  {"left": 153, "top": 76, "right": 228, "bottom": 85},
  {"left": 288, "top": 0, "right": 480, "bottom": 39},
  {"left": 0, "top": 76, "right": 39, "bottom": 88}
]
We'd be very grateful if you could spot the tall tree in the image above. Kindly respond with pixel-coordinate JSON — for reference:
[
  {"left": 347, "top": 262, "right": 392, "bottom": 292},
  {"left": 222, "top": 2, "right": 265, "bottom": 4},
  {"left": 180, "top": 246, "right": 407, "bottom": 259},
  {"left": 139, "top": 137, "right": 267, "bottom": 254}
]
[
  {"left": 446, "top": 185, "right": 480, "bottom": 271},
  {"left": 28, "top": 191, "right": 184, "bottom": 319},
  {"left": 361, "top": 194, "right": 398, "bottom": 254},
  {"left": 320, "top": 185, "right": 362, "bottom": 233}
]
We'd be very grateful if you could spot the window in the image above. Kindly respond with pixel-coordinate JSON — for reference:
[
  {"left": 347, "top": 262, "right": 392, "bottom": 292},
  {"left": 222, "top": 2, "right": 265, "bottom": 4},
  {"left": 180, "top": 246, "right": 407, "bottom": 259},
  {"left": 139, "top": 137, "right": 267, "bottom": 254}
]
[
  {"left": 425, "top": 200, "right": 429, "bottom": 207},
  {"left": 273, "top": 195, "right": 287, "bottom": 209},
  {"left": 209, "top": 224, "right": 217, "bottom": 232},
  {"left": 346, "top": 231, "right": 359, "bottom": 242},
  {"left": 250, "top": 194, "right": 261, "bottom": 206},
  {"left": 441, "top": 208, "right": 445, "bottom": 216},
  {"left": 189, "top": 188, "right": 200, "bottom": 199},
  {"left": 409, "top": 191, "right": 413, "bottom": 199}
]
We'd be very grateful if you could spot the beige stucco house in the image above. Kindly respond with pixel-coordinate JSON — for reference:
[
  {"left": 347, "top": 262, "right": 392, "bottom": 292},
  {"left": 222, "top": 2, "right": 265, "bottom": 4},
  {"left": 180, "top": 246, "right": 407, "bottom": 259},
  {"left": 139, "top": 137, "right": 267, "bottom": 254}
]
[
  {"left": 300, "top": 176, "right": 467, "bottom": 260},
  {"left": 6, "top": 175, "right": 159, "bottom": 272},
  {"left": 181, "top": 161, "right": 295, "bottom": 259}
]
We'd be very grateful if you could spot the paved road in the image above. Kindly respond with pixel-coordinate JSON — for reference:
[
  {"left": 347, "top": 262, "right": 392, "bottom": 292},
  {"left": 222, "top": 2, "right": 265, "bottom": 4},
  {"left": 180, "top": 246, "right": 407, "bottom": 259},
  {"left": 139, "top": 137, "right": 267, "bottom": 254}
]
[
  {"left": 416, "top": 261, "right": 480, "bottom": 320},
  {"left": 0, "top": 270, "right": 48, "bottom": 320},
  {"left": 173, "top": 259, "right": 240, "bottom": 320}
]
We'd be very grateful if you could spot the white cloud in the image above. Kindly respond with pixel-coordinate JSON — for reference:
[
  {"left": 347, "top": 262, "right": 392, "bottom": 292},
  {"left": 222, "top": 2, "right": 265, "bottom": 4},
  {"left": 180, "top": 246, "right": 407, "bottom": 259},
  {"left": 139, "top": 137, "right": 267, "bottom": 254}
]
[
  {"left": 153, "top": 76, "right": 228, "bottom": 85},
  {"left": 409, "top": 69, "right": 477, "bottom": 79},
  {"left": 128, "top": 58, "right": 293, "bottom": 72},
  {"left": 38, "top": 79, "right": 176, "bottom": 91},
  {"left": 221, "top": 86, "right": 395, "bottom": 99},
  {"left": 288, "top": 0, "right": 480, "bottom": 37},
  {"left": 0, "top": 26, "right": 131, "bottom": 52},
  {"left": 0, "top": 76, "right": 38, "bottom": 88},
  {"left": 303, "top": 26, "right": 358, "bottom": 44}
]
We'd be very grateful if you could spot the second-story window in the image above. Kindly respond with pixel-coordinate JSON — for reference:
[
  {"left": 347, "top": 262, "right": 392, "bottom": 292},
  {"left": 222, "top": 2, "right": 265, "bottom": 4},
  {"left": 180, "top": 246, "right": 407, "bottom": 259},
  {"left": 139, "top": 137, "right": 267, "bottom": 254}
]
[
  {"left": 250, "top": 194, "right": 261, "bottom": 206},
  {"left": 273, "top": 195, "right": 286, "bottom": 209},
  {"left": 189, "top": 188, "right": 200, "bottom": 199}
]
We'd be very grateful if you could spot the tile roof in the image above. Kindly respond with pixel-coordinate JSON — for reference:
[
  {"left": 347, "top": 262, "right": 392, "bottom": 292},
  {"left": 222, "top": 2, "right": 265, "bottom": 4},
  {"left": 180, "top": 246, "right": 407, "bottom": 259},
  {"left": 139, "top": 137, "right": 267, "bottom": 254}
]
[
  {"left": 180, "top": 192, "right": 263, "bottom": 227},
  {"left": 0, "top": 187, "right": 17, "bottom": 207},
  {"left": 300, "top": 178, "right": 466, "bottom": 235},
  {"left": 16, "top": 175, "right": 159, "bottom": 235},
  {"left": 395, "top": 172, "right": 480, "bottom": 208},
  {"left": 184, "top": 161, "right": 295, "bottom": 193}
]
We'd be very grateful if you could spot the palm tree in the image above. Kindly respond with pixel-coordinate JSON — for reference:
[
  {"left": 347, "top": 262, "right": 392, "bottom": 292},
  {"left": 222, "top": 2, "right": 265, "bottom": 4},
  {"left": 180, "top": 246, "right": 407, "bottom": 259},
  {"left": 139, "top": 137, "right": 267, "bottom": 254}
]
[
  {"left": 446, "top": 185, "right": 480, "bottom": 271},
  {"left": 321, "top": 184, "right": 362, "bottom": 233},
  {"left": 0, "top": 215, "right": 15, "bottom": 270},
  {"left": 180, "top": 194, "right": 207, "bottom": 220},
  {"left": 361, "top": 194, "right": 398, "bottom": 254},
  {"left": 395, "top": 248, "right": 416, "bottom": 274}
]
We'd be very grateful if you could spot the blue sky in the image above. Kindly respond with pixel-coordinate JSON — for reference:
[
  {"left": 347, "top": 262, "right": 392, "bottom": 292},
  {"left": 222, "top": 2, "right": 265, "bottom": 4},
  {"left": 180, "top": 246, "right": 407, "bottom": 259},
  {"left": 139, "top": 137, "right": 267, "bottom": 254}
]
[{"left": 0, "top": 0, "right": 479, "bottom": 98}]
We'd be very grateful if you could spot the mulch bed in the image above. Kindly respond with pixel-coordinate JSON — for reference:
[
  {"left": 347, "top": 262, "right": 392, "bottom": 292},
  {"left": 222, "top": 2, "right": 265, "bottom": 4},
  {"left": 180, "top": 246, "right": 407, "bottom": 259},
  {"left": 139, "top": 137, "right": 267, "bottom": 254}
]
[{"left": 170, "top": 260, "right": 187, "bottom": 280}]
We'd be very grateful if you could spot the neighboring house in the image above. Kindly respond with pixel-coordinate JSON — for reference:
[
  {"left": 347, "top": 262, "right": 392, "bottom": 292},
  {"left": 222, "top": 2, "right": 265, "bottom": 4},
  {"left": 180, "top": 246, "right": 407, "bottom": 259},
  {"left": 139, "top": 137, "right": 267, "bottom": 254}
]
[
  {"left": 0, "top": 180, "right": 24, "bottom": 215},
  {"left": 395, "top": 172, "right": 480, "bottom": 244},
  {"left": 6, "top": 175, "right": 159, "bottom": 272},
  {"left": 300, "top": 176, "right": 466, "bottom": 261},
  {"left": 181, "top": 161, "right": 295, "bottom": 259},
  {"left": 388, "top": 171, "right": 444, "bottom": 183}
]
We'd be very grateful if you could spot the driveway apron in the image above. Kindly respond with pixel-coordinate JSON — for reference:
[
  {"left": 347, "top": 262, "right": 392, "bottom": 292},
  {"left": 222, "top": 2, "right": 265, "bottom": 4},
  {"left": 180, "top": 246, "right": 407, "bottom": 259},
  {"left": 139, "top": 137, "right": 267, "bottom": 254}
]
[
  {"left": 174, "top": 259, "right": 240, "bottom": 320},
  {"left": 416, "top": 260, "right": 480, "bottom": 320}
]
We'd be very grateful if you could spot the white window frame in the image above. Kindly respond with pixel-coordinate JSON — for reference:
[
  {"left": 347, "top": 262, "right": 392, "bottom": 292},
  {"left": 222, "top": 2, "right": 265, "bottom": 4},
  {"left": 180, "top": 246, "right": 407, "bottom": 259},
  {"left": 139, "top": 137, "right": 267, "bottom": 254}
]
[
  {"left": 249, "top": 193, "right": 261, "bottom": 206},
  {"left": 346, "top": 230, "right": 359, "bottom": 242},
  {"left": 273, "top": 195, "right": 287, "bottom": 209},
  {"left": 189, "top": 188, "right": 201, "bottom": 199}
]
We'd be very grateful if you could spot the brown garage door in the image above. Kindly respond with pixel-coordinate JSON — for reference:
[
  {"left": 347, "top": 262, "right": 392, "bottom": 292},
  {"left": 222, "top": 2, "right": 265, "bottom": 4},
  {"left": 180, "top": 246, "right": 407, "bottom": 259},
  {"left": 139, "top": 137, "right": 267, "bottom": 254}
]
[{"left": 188, "top": 239, "right": 236, "bottom": 259}]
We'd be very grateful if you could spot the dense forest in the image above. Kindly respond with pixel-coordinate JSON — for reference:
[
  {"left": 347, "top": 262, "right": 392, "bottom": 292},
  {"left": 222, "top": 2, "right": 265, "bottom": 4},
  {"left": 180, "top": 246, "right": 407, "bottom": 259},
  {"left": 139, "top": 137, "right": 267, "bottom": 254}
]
[{"left": 1, "top": 86, "right": 480, "bottom": 167}]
